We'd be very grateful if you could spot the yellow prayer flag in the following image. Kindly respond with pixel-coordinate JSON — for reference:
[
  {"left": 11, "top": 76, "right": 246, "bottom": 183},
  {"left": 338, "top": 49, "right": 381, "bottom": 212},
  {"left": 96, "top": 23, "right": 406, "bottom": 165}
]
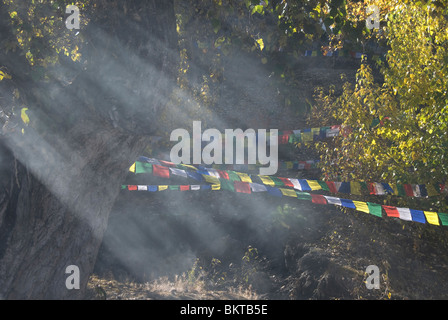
[
  {"left": 211, "top": 184, "right": 221, "bottom": 190},
  {"left": 301, "top": 132, "right": 313, "bottom": 143},
  {"left": 237, "top": 172, "right": 252, "bottom": 183},
  {"left": 391, "top": 183, "right": 399, "bottom": 196},
  {"left": 306, "top": 180, "right": 322, "bottom": 191},
  {"left": 181, "top": 164, "right": 198, "bottom": 170},
  {"left": 129, "top": 162, "right": 136, "bottom": 173},
  {"left": 350, "top": 182, "right": 361, "bottom": 195},
  {"left": 286, "top": 162, "right": 293, "bottom": 169},
  {"left": 280, "top": 188, "right": 297, "bottom": 197},
  {"left": 424, "top": 211, "right": 440, "bottom": 225},
  {"left": 158, "top": 185, "right": 168, "bottom": 191},
  {"left": 259, "top": 175, "right": 275, "bottom": 186},
  {"left": 353, "top": 201, "right": 369, "bottom": 214},
  {"left": 426, "top": 184, "right": 439, "bottom": 197},
  {"left": 203, "top": 174, "right": 220, "bottom": 185}
]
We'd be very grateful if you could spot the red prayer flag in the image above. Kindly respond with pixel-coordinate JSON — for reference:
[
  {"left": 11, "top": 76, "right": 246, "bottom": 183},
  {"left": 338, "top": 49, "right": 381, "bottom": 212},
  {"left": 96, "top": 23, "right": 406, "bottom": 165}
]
[
  {"left": 403, "top": 184, "right": 414, "bottom": 196},
  {"left": 326, "top": 181, "right": 338, "bottom": 193},
  {"left": 367, "top": 182, "right": 376, "bottom": 195},
  {"left": 127, "top": 185, "right": 137, "bottom": 191},
  {"left": 279, "top": 177, "right": 294, "bottom": 187},
  {"left": 383, "top": 205, "right": 399, "bottom": 218},
  {"left": 159, "top": 160, "right": 176, "bottom": 167},
  {"left": 234, "top": 181, "right": 251, "bottom": 194},
  {"left": 153, "top": 164, "right": 170, "bottom": 178},
  {"left": 311, "top": 194, "right": 327, "bottom": 204},
  {"left": 217, "top": 170, "right": 229, "bottom": 180},
  {"left": 180, "top": 185, "right": 190, "bottom": 191},
  {"left": 279, "top": 134, "right": 289, "bottom": 144}
]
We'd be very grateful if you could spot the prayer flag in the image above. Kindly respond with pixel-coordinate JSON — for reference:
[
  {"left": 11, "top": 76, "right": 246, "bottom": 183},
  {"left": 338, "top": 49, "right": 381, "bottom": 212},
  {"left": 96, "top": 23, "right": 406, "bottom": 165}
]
[
  {"left": 211, "top": 184, "right": 221, "bottom": 190},
  {"left": 187, "top": 171, "right": 204, "bottom": 181},
  {"left": 340, "top": 199, "right": 356, "bottom": 209},
  {"left": 153, "top": 164, "right": 170, "bottom": 178},
  {"left": 350, "top": 182, "right": 362, "bottom": 195},
  {"left": 234, "top": 181, "right": 251, "bottom": 194},
  {"left": 180, "top": 185, "right": 190, "bottom": 191},
  {"left": 267, "top": 186, "right": 283, "bottom": 197},
  {"left": 298, "top": 179, "right": 311, "bottom": 191},
  {"left": 317, "top": 181, "right": 330, "bottom": 191},
  {"left": 249, "top": 182, "right": 267, "bottom": 192},
  {"left": 381, "top": 183, "right": 394, "bottom": 195},
  {"left": 203, "top": 174, "right": 220, "bottom": 185},
  {"left": 280, "top": 188, "right": 297, "bottom": 197},
  {"left": 259, "top": 175, "right": 276, "bottom": 186},
  {"left": 418, "top": 184, "right": 428, "bottom": 197},
  {"left": 383, "top": 205, "right": 399, "bottom": 218},
  {"left": 191, "top": 185, "right": 201, "bottom": 191},
  {"left": 135, "top": 161, "right": 153, "bottom": 174},
  {"left": 410, "top": 209, "right": 426, "bottom": 223},
  {"left": 424, "top": 211, "right": 440, "bottom": 225},
  {"left": 128, "top": 185, "right": 137, "bottom": 191},
  {"left": 169, "top": 167, "right": 187, "bottom": 178},
  {"left": 438, "top": 213, "right": 448, "bottom": 226},
  {"left": 338, "top": 182, "right": 351, "bottom": 194},
  {"left": 137, "top": 185, "right": 147, "bottom": 191},
  {"left": 220, "top": 179, "right": 235, "bottom": 192},
  {"left": 326, "top": 181, "right": 338, "bottom": 193},
  {"left": 412, "top": 185, "right": 421, "bottom": 197},
  {"left": 279, "top": 177, "right": 294, "bottom": 188},
  {"left": 403, "top": 184, "right": 414, "bottom": 196},
  {"left": 270, "top": 176, "right": 285, "bottom": 186},
  {"left": 324, "top": 196, "right": 342, "bottom": 206},
  {"left": 236, "top": 172, "right": 252, "bottom": 183},
  {"left": 306, "top": 180, "right": 322, "bottom": 191},
  {"left": 353, "top": 201, "right": 369, "bottom": 213},
  {"left": 367, "top": 202, "right": 382, "bottom": 217},
  {"left": 289, "top": 178, "right": 302, "bottom": 190},
  {"left": 129, "top": 163, "right": 136, "bottom": 173},
  {"left": 296, "top": 191, "right": 312, "bottom": 201},
  {"left": 147, "top": 185, "right": 158, "bottom": 192},
  {"left": 217, "top": 170, "right": 229, "bottom": 180},
  {"left": 227, "top": 171, "right": 241, "bottom": 181},
  {"left": 426, "top": 184, "right": 439, "bottom": 197},
  {"left": 311, "top": 194, "right": 327, "bottom": 204},
  {"left": 158, "top": 185, "right": 168, "bottom": 191},
  {"left": 396, "top": 207, "right": 412, "bottom": 221}
]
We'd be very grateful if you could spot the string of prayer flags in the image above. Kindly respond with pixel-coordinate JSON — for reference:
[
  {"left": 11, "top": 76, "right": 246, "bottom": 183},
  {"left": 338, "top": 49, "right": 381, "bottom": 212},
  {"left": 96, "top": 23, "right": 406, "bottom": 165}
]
[
  {"left": 130, "top": 158, "right": 447, "bottom": 199},
  {"left": 122, "top": 182, "right": 448, "bottom": 227}
]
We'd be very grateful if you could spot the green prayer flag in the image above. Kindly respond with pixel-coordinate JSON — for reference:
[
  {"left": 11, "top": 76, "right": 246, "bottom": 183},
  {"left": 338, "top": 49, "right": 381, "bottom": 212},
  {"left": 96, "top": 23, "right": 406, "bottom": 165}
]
[
  {"left": 169, "top": 185, "right": 180, "bottom": 191},
  {"left": 220, "top": 179, "right": 235, "bottom": 192},
  {"left": 270, "top": 176, "right": 284, "bottom": 187},
  {"left": 438, "top": 212, "right": 448, "bottom": 226},
  {"left": 317, "top": 180, "right": 330, "bottom": 191},
  {"left": 396, "top": 183, "right": 406, "bottom": 197},
  {"left": 296, "top": 191, "right": 312, "bottom": 201},
  {"left": 135, "top": 161, "right": 153, "bottom": 174},
  {"left": 227, "top": 171, "right": 241, "bottom": 181},
  {"left": 367, "top": 202, "right": 382, "bottom": 217}
]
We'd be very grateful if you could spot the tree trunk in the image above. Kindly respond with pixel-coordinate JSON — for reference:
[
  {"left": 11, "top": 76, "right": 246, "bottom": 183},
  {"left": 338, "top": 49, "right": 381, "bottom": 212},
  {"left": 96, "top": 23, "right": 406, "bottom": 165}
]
[{"left": 0, "top": 0, "right": 178, "bottom": 299}]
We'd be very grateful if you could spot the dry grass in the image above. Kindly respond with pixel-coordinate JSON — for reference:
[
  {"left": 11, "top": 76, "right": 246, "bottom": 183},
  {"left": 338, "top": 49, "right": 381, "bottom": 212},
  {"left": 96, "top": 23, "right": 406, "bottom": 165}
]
[{"left": 86, "top": 273, "right": 260, "bottom": 300}]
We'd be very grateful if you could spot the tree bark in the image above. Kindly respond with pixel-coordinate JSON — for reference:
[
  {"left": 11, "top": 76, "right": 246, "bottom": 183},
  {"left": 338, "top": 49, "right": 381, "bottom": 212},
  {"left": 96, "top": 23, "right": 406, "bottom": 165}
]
[{"left": 0, "top": 0, "right": 178, "bottom": 299}]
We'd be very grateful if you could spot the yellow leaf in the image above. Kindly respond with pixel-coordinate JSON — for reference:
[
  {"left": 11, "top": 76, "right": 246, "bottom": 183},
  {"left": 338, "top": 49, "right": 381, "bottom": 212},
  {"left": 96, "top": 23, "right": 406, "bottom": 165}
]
[
  {"left": 21, "top": 108, "right": 30, "bottom": 125},
  {"left": 256, "top": 38, "right": 264, "bottom": 51}
]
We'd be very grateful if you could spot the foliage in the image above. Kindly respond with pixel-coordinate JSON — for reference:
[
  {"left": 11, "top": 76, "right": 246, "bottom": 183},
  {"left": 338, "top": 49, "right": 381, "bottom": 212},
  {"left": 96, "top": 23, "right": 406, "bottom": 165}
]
[{"left": 313, "top": 0, "right": 448, "bottom": 212}]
